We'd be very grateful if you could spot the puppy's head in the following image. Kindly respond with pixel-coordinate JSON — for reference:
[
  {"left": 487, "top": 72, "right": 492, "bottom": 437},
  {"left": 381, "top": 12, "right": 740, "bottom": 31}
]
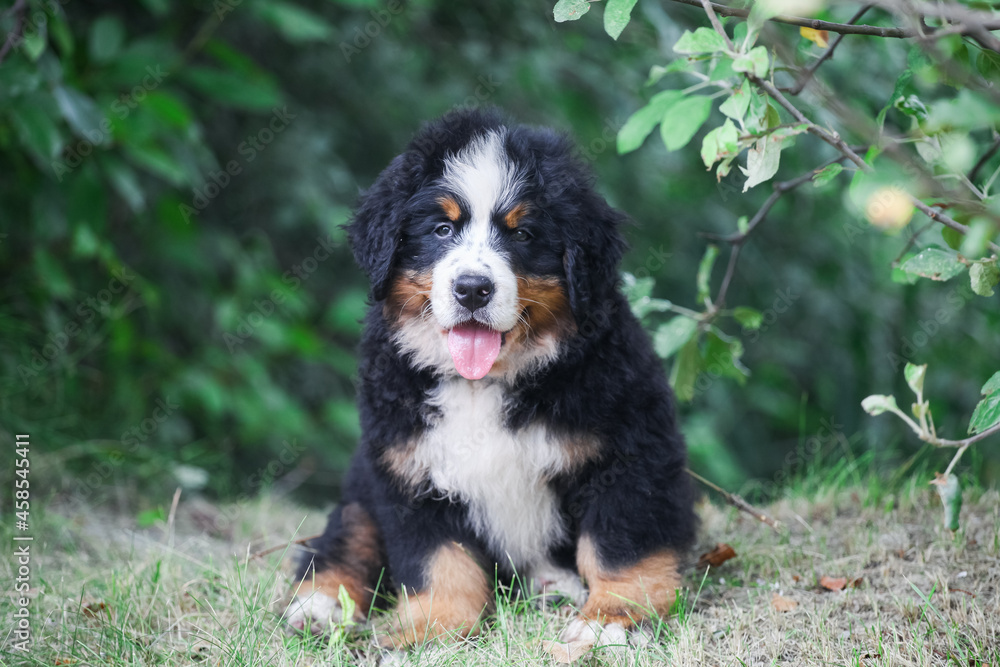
[{"left": 349, "top": 108, "right": 625, "bottom": 381}]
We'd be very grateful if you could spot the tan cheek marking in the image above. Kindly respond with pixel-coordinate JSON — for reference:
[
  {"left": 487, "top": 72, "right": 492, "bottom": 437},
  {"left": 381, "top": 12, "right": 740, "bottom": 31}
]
[
  {"left": 439, "top": 197, "right": 462, "bottom": 222},
  {"left": 383, "top": 270, "right": 433, "bottom": 323},
  {"left": 378, "top": 542, "right": 491, "bottom": 647},
  {"left": 516, "top": 276, "right": 576, "bottom": 337},
  {"left": 576, "top": 534, "right": 680, "bottom": 627},
  {"left": 504, "top": 202, "right": 529, "bottom": 229}
]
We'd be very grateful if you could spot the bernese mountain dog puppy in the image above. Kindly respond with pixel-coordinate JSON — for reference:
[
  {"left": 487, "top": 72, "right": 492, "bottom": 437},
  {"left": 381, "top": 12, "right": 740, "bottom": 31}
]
[{"left": 285, "top": 108, "right": 697, "bottom": 648}]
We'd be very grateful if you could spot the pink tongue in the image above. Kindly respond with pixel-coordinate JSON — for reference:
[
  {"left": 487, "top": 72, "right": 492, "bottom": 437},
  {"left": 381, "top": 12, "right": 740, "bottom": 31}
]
[{"left": 447, "top": 323, "right": 502, "bottom": 380}]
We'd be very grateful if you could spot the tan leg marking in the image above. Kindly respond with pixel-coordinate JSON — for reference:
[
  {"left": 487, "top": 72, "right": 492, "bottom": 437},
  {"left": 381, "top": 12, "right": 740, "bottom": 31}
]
[
  {"left": 286, "top": 503, "right": 383, "bottom": 633},
  {"left": 378, "top": 542, "right": 491, "bottom": 647},
  {"left": 576, "top": 534, "right": 680, "bottom": 626}
]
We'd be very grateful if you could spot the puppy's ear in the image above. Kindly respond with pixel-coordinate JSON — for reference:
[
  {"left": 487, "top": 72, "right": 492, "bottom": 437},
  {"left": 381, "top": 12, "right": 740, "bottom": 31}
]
[
  {"left": 563, "top": 197, "right": 627, "bottom": 326},
  {"left": 348, "top": 154, "right": 416, "bottom": 301}
]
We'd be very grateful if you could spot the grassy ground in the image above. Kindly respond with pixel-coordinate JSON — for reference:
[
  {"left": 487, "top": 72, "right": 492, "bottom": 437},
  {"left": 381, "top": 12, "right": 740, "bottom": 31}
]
[{"left": 2, "top": 474, "right": 998, "bottom": 666}]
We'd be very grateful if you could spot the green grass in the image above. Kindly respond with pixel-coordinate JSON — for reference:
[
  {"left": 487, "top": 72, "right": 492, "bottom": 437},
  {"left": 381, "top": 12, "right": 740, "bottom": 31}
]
[{"left": 2, "top": 468, "right": 999, "bottom": 666}]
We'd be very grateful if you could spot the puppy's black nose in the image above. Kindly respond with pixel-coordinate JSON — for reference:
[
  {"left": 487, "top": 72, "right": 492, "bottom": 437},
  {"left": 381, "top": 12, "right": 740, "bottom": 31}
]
[{"left": 453, "top": 274, "right": 494, "bottom": 312}]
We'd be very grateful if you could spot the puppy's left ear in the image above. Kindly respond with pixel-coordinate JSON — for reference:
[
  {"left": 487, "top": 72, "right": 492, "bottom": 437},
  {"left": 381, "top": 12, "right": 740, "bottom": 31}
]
[
  {"left": 563, "top": 196, "right": 627, "bottom": 327},
  {"left": 348, "top": 153, "right": 416, "bottom": 301}
]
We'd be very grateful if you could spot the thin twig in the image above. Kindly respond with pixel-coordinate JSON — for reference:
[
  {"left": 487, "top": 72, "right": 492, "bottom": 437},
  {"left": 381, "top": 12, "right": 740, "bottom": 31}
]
[
  {"left": 705, "top": 154, "right": 854, "bottom": 310},
  {"left": 907, "top": 195, "right": 1000, "bottom": 254},
  {"left": 699, "top": 0, "right": 735, "bottom": 51},
  {"left": 662, "top": 0, "right": 1000, "bottom": 37},
  {"left": 249, "top": 533, "right": 323, "bottom": 561},
  {"left": 687, "top": 468, "right": 783, "bottom": 531},
  {"left": 781, "top": 5, "right": 874, "bottom": 95},
  {"left": 891, "top": 220, "right": 934, "bottom": 268},
  {"left": 749, "top": 75, "right": 871, "bottom": 171},
  {"left": 968, "top": 133, "right": 1000, "bottom": 184}
]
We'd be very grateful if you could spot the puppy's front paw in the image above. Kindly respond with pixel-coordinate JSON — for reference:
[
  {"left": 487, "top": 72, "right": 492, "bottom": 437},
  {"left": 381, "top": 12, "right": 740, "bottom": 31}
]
[
  {"left": 541, "top": 616, "right": 628, "bottom": 662},
  {"left": 284, "top": 591, "right": 346, "bottom": 636}
]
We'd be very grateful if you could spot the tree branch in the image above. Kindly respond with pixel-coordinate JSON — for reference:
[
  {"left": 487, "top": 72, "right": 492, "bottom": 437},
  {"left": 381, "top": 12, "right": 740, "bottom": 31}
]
[
  {"left": 907, "top": 195, "right": 1000, "bottom": 254},
  {"left": 781, "top": 5, "right": 874, "bottom": 95},
  {"left": 687, "top": 468, "right": 782, "bottom": 531},
  {"left": 706, "top": 154, "right": 854, "bottom": 310},
  {"left": 663, "top": 0, "right": 1000, "bottom": 37}
]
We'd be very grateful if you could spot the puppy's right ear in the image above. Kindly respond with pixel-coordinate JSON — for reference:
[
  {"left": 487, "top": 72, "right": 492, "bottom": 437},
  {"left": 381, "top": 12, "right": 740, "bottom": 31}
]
[{"left": 348, "top": 153, "right": 416, "bottom": 301}]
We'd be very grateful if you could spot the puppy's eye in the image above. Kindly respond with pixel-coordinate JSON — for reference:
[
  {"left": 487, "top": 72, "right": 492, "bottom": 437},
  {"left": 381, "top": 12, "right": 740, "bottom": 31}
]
[
  {"left": 512, "top": 229, "right": 532, "bottom": 242},
  {"left": 434, "top": 223, "right": 454, "bottom": 238}
]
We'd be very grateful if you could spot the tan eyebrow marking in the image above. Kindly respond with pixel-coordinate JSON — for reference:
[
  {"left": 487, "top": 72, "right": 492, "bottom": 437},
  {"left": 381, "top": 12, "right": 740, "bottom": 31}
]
[
  {"left": 439, "top": 197, "right": 462, "bottom": 222},
  {"left": 504, "top": 202, "right": 529, "bottom": 229}
]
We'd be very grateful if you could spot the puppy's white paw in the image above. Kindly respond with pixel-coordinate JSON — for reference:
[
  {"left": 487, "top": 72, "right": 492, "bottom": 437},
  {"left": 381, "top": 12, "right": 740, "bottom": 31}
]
[
  {"left": 284, "top": 591, "right": 345, "bottom": 636},
  {"left": 558, "top": 617, "right": 627, "bottom": 648},
  {"left": 542, "top": 617, "right": 628, "bottom": 662},
  {"left": 528, "top": 563, "right": 587, "bottom": 607}
]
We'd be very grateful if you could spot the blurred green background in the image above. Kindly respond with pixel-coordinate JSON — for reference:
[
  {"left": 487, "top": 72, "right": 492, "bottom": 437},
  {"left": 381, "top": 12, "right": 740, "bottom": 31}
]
[{"left": 2, "top": 0, "right": 998, "bottom": 511}]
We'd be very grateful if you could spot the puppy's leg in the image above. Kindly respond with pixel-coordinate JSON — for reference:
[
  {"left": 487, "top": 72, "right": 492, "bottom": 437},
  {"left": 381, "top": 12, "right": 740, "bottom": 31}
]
[
  {"left": 377, "top": 541, "right": 491, "bottom": 648},
  {"left": 286, "top": 502, "right": 385, "bottom": 635},
  {"left": 560, "top": 534, "right": 680, "bottom": 645}
]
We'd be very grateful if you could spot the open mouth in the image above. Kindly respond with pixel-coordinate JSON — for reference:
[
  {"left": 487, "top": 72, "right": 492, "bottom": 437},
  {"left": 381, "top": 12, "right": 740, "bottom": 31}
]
[{"left": 447, "top": 321, "right": 503, "bottom": 380}]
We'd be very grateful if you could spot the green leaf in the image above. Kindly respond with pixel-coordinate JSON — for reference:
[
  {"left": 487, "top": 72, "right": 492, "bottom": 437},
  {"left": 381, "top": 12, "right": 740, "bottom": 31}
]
[
  {"left": 981, "top": 371, "right": 1000, "bottom": 397},
  {"left": 719, "top": 84, "right": 750, "bottom": 122},
  {"left": 732, "top": 46, "right": 769, "bottom": 78},
  {"left": 34, "top": 249, "right": 73, "bottom": 299},
  {"left": 970, "top": 260, "right": 999, "bottom": 297},
  {"left": 183, "top": 66, "right": 282, "bottom": 110},
  {"left": 736, "top": 215, "right": 748, "bottom": 234},
  {"left": 646, "top": 60, "right": 691, "bottom": 86},
  {"left": 670, "top": 337, "right": 701, "bottom": 402},
  {"left": 617, "top": 91, "right": 683, "bottom": 154},
  {"left": 894, "top": 94, "right": 928, "bottom": 120},
  {"left": 933, "top": 474, "right": 962, "bottom": 532},
  {"left": 900, "top": 248, "right": 966, "bottom": 282},
  {"left": 700, "top": 119, "right": 739, "bottom": 169},
  {"left": 554, "top": 0, "right": 591, "bottom": 22},
  {"left": 143, "top": 91, "right": 195, "bottom": 129},
  {"left": 741, "top": 136, "right": 781, "bottom": 192},
  {"left": 254, "top": 1, "right": 334, "bottom": 43},
  {"left": 124, "top": 143, "right": 189, "bottom": 186},
  {"left": 696, "top": 244, "right": 719, "bottom": 303},
  {"left": 764, "top": 103, "right": 781, "bottom": 129},
  {"left": 977, "top": 51, "right": 1000, "bottom": 80},
  {"left": 89, "top": 15, "right": 125, "bottom": 63},
  {"left": 812, "top": 163, "right": 843, "bottom": 187},
  {"left": 337, "top": 584, "right": 357, "bottom": 624},
  {"left": 704, "top": 331, "right": 748, "bottom": 383},
  {"left": 733, "top": 306, "right": 762, "bottom": 330},
  {"left": 861, "top": 394, "right": 899, "bottom": 416},
  {"left": 708, "top": 54, "right": 736, "bottom": 81},
  {"left": 604, "top": 0, "right": 638, "bottom": 40},
  {"left": 53, "top": 86, "right": 109, "bottom": 145},
  {"left": 9, "top": 99, "right": 64, "bottom": 162},
  {"left": 941, "top": 226, "right": 963, "bottom": 250},
  {"left": 673, "top": 27, "right": 726, "bottom": 55},
  {"left": 904, "top": 363, "right": 926, "bottom": 396},
  {"left": 660, "top": 95, "right": 712, "bottom": 151},
  {"left": 969, "top": 392, "right": 1000, "bottom": 434},
  {"left": 654, "top": 317, "right": 699, "bottom": 359}
]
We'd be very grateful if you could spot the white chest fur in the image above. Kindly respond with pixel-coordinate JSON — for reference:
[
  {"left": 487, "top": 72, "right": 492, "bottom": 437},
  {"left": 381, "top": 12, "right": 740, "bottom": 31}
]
[{"left": 409, "top": 379, "right": 569, "bottom": 570}]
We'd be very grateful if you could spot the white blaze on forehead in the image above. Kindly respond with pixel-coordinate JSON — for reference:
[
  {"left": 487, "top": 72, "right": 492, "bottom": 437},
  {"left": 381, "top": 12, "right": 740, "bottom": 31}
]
[
  {"left": 441, "top": 131, "right": 521, "bottom": 239},
  {"left": 431, "top": 130, "right": 522, "bottom": 334}
]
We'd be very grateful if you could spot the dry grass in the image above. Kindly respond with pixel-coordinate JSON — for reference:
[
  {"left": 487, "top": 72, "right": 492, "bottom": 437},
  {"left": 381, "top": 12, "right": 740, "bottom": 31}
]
[{"left": 2, "top": 480, "right": 998, "bottom": 666}]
